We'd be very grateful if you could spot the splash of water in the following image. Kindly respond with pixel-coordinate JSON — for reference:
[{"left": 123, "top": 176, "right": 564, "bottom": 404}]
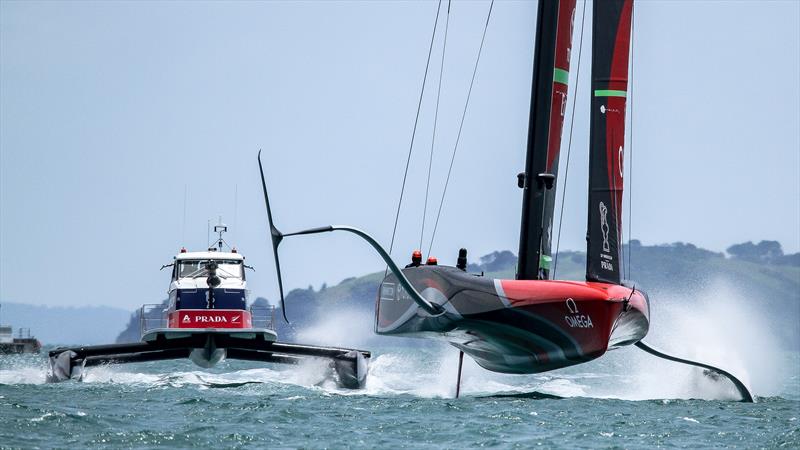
[
  {"left": 292, "top": 307, "right": 589, "bottom": 398},
  {"left": 597, "top": 279, "right": 787, "bottom": 400},
  {"left": 0, "top": 364, "right": 47, "bottom": 385},
  {"left": 294, "top": 307, "right": 375, "bottom": 349}
]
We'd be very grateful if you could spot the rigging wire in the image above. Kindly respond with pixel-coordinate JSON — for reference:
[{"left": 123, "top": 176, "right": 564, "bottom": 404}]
[
  {"left": 234, "top": 183, "right": 238, "bottom": 243},
  {"left": 552, "top": 0, "right": 588, "bottom": 279},
  {"left": 426, "top": 0, "right": 495, "bottom": 257},
  {"left": 420, "top": 0, "right": 451, "bottom": 252},
  {"left": 387, "top": 0, "right": 444, "bottom": 266},
  {"left": 182, "top": 184, "right": 188, "bottom": 244}
]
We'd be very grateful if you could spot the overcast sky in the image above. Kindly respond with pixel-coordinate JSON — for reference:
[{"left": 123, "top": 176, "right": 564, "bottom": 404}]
[{"left": 1, "top": 0, "right": 798, "bottom": 309}]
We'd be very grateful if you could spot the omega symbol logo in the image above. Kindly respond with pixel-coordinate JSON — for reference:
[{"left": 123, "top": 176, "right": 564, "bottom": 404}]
[{"left": 566, "top": 298, "right": 579, "bottom": 314}]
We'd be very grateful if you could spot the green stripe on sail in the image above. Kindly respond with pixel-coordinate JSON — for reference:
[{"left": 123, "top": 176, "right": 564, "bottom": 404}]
[
  {"left": 553, "top": 68, "right": 569, "bottom": 85},
  {"left": 594, "top": 89, "right": 627, "bottom": 97},
  {"left": 539, "top": 254, "right": 552, "bottom": 270}
]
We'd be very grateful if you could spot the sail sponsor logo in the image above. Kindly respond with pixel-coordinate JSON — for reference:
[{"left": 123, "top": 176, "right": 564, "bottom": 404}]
[
  {"left": 379, "top": 282, "right": 414, "bottom": 303},
  {"left": 565, "top": 298, "right": 578, "bottom": 314},
  {"left": 564, "top": 298, "right": 593, "bottom": 328},
  {"left": 546, "top": 221, "right": 553, "bottom": 247},
  {"left": 178, "top": 311, "right": 242, "bottom": 325},
  {"left": 172, "top": 310, "right": 250, "bottom": 329},
  {"left": 565, "top": 314, "right": 594, "bottom": 328},
  {"left": 599, "top": 104, "right": 622, "bottom": 115},
  {"left": 601, "top": 254, "right": 614, "bottom": 271},
  {"left": 599, "top": 201, "right": 614, "bottom": 271},
  {"left": 398, "top": 288, "right": 414, "bottom": 303},
  {"left": 568, "top": 6, "right": 575, "bottom": 61},
  {"left": 599, "top": 202, "right": 611, "bottom": 253},
  {"left": 193, "top": 315, "right": 233, "bottom": 324},
  {"left": 183, "top": 315, "right": 238, "bottom": 324},
  {"left": 599, "top": 202, "right": 615, "bottom": 270},
  {"left": 380, "top": 283, "right": 397, "bottom": 301}
]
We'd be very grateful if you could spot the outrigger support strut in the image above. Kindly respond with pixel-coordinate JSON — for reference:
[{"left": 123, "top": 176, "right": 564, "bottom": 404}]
[
  {"left": 455, "top": 350, "right": 464, "bottom": 399},
  {"left": 47, "top": 336, "right": 370, "bottom": 389},
  {"left": 257, "top": 151, "right": 444, "bottom": 320},
  {"left": 635, "top": 340, "right": 754, "bottom": 403}
]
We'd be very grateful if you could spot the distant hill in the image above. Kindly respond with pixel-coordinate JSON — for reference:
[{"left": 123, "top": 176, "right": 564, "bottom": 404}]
[
  {"left": 113, "top": 299, "right": 169, "bottom": 344},
  {"left": 0, "top": 302, "right": 132, "bottom": 346},
  {"left": 113, "top": 240, "right": 800, "bottom": 349}
]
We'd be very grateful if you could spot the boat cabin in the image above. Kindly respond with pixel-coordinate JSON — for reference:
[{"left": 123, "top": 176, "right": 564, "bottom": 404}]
[
  {"left": 0, "top": 325, "right": 41, "bottom": 354},
  {"left": 168, "top": 250, "right": 248, "bottom": 311},
  {"left": 140, "top": 222, "right": 268, "bottom": 336},
  {"left": 0, "top": 326, "right": 12, "bottom": 344},
  {"left": 137, "top": 243, "right": 276, "bottom": 341}
]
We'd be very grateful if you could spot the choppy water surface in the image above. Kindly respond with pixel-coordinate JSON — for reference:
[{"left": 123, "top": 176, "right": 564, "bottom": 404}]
[{"left": 1, "top": 345, "right": 798, "bottom": 449}]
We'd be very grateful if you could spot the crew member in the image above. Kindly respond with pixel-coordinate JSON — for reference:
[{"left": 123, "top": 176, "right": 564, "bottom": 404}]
[{"left": 405, "top": 250, "right": 423, "bottom": 268}]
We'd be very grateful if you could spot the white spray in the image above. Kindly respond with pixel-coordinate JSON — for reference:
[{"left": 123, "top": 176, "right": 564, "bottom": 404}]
[{"left": 588, "top": 279, "right": 789, "bottom": 400}]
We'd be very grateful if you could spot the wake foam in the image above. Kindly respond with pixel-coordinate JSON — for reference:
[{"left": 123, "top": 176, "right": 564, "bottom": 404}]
[
  {"left": 1, "top": 279, "right": 785, "bottom": 402},
  {"left": 0, "top": 364, "right": 47, "bottom": 385},
  {"left": 77, "top": 363, "right": 332, "bottom": 390}
]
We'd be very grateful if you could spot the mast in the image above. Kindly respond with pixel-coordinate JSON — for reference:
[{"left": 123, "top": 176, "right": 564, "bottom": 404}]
[
  {"left": 517, "top": 0, "right": 577, "bottom": 280},
  {"left": 585, "top": 0, "right": 633, "bottom": 284}
]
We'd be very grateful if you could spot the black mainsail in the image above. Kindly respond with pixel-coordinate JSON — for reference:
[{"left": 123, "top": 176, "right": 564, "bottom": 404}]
[
  {"left": 585, "top": 0, "right": 632, "bottom": 285},
  {"left": 517, "top": 0, "right": 577, "bottom": 280}
]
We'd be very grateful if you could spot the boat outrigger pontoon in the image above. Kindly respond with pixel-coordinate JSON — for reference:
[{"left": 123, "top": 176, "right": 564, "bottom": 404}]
[{"left": 48, "top": 224, "right": 369, "bottom": 388}]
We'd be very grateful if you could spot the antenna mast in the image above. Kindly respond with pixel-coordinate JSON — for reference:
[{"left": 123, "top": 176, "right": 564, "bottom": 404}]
[{"left": 212, "top": 217, "right": 228, "bottom": 251}]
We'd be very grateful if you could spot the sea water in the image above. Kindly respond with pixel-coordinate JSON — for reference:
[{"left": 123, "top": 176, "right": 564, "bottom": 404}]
[
  {"left": 2, "top": 287, "right": 798, "bottom": 448},
  {"left": 0, "top": 346, "right": 797, "bottom": 449}
]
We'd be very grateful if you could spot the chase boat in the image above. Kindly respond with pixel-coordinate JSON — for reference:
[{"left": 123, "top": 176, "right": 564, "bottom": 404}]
[
  {"left": 48, "top": 224, "right": 369, "bottom": 388},
  {"left": 140, "top": 245, "right": 276, "bottom": 368},
  {"left": 0, "top": 303, "right": 41, "bottom": 354}
]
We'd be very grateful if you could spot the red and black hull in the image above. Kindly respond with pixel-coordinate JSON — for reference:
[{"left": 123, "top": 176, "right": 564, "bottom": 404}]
[{"left": 376, "top": 266, "right": 649, "bottom": 374}]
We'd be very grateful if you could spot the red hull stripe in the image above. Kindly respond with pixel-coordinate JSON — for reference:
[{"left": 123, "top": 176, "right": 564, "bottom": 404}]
[{"left": 498, "top": 279, "right": 638, "bottom": 306}]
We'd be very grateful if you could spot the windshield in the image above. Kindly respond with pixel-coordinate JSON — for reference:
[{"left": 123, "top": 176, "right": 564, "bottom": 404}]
[{"left": 177, "top": 259, "right": 243, "bottom": 279}]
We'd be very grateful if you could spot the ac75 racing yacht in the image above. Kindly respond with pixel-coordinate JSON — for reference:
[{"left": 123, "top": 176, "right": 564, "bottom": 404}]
[{"left": 254, "top": 0, "right": 754, "bottom": 401}]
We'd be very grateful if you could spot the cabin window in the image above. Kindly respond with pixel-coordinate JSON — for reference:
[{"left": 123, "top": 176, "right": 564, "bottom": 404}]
[{"left": 177, "top": 260, "right": 243, "bottom": 279}]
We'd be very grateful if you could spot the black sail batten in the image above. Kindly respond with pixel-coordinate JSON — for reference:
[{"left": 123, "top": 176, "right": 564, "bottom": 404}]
[
  {"left": 517, "top": 0, "right": 576, "bottom": 281},
  {"left": 585, "top": 0, "right": 633, "bottom": 285}
]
